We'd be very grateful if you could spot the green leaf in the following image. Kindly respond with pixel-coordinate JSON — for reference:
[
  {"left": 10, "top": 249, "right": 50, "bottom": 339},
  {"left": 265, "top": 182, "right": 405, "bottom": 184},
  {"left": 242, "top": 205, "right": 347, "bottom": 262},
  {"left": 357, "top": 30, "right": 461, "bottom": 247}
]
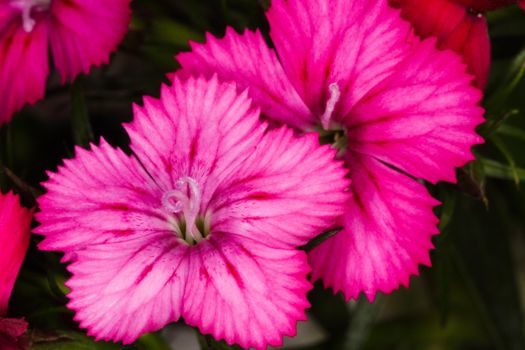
[
  {"left": 342, "top": 296, "right": 382, "bottom": 350},
  {"left": 481, "top": 158, "right": 525, "bottom": 181},
  {"left": 490, "top": 135, "right": 521, "bottom": 185},
  {"left": 136, "top": 332, "right": 172, "bottom": 350},
  {"left": 449, "top": 191, "right": 525, "bottom": 350},
  {"left": 496, "top": 124, "right": 525, "bottom": 142},
  {"left": 71, "top": 78, "right": 94, "bottom": 149},
  {"left": 197, "top": 333, "right": 242, "bottom": 350},
  {"left": 30, "top": 331, "right": 121, "bottom": 350},
  {"left": 302, "top": 228, "right": 342, "bottom": 251}
]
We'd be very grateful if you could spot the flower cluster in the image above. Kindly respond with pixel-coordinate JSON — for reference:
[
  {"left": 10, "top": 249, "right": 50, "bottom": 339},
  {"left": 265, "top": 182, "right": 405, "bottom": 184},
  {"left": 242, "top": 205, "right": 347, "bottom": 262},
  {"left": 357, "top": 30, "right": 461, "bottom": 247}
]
[{"left": 0, "top": 0, "right": 491, "bottom": 349}]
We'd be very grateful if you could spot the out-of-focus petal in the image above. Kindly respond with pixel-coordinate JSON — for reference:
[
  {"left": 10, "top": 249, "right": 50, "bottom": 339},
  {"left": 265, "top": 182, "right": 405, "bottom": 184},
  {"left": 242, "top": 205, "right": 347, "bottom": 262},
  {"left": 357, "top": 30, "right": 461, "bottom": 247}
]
[
  {"left": 451, "top": 0, "right": 515, "bottom": 11},
  {"left": 309, "top": 153, "right": 439, "bottom": 301},
  {"left": 49, "top": 0, "right": 131, "bottom": 82},
  {"left": 0, "top": 18, "right": 49, "bottom": 125},
  {"left": 0, "top": 192, "right": 32, "bottom": 316},
  {"left": 391, "top": 0, "right": 491, "bottom": 88}
]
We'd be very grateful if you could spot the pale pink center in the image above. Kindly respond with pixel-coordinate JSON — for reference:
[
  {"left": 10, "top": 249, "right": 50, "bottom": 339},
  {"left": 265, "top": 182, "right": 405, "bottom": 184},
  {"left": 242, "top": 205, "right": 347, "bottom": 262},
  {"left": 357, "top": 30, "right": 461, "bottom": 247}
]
[
  {"left": 10, "top": 0, "right": 51, "bottom": 33},
  {"left": 162, "top": 177, "right": 211, "bottom": 245},
  {"left": 320, "top": 83, "right": 341, "bottom": 130}
]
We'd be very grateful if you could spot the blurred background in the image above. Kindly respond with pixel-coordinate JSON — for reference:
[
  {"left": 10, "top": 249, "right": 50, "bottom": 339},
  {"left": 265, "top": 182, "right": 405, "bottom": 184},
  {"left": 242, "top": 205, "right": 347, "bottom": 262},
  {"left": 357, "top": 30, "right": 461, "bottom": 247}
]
[{"left": 1, "top": 1, "right": 525, "bottom": 349}]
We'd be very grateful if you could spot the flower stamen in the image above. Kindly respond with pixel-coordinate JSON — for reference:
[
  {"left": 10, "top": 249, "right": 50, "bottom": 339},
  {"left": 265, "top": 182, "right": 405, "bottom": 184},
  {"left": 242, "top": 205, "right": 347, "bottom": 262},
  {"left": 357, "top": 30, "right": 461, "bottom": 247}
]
[
  {"left": 10, "top": 0, "right": 51, "bottom": 33},
  {"left": 162, "top": 177, "right": 206, "bottom": 245},
  {"left": 320, "top": 83, "right": 341, "bottom": 130}
]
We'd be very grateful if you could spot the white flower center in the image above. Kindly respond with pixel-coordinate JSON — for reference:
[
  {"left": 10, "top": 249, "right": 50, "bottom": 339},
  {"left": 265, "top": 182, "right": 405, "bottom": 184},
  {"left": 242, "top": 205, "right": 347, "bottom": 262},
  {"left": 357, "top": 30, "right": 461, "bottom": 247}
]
[
  {"left": 320, "top": 83, "right": 341, "bottom": 130},
  {"left": 162, "top": 177, "right": 210, "bottom": 245},
  {"left": 10, "top": 0, "right": 51, "bottom": 33}
]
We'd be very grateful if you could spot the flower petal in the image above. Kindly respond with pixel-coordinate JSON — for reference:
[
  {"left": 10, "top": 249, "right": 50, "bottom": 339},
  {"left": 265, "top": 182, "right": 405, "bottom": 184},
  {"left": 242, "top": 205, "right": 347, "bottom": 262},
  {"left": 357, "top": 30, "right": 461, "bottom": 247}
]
[
  {"left": 309, "top": 153, "right": 439, "bottom": 301},
  {"left": 124, "top": 75, "right": 266, "bottom": 192},
  {"left": 451, "top": 0, "right": 515, "bottom": 11},
  {"left": 391, "top": 0, "right": 491, "bottom": 88},
  {"left": 182, "top": 235, "right": 311, "bottom": 350},
  {"left": 0, "top": 318, "right": 28, "bottom": 338},
  {"left": 345, "top": 38, "right": 484, "bottom": 184},
  {"left": 66, "top": 234, "right": 189, "bottom": 344},
  {"left": 0, "top": 17, "right": 49, "bottom": 125},
  {"left": 49, "top": 0, "right": 131, "bottom": 82},
  {"left": 211, "top": 126, "right": 350, "bottom": 248},
  {"left": 0, "top": 192, "right": 32, "bottom": 316},
  {"left": 266, "top": 0, "right": 413, "bottom": 120},
  {"left": 176, "top": 29, "right": 314, "bottom": 130},
  {"left": 36, "top": 139, "right": 167, "bottom": 256}
]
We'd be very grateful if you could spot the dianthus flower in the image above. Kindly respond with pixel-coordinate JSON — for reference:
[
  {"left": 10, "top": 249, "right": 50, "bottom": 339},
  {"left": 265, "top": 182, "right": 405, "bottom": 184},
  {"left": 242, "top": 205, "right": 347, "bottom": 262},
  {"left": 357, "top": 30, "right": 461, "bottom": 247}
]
[
  {"left": 390, "top": 0, "right": 524, "bottom": 88},
  {"left": 0, "top": 0, "right": 131, "bottom": 125},
  {"left": 35, "top": 76, "right": 350, "bottom": 348},
  {"left": 176, "top": 0, "right": 485, "bottom": 301},
  {"left": 0, "top": 192, "right": 32, "bottom": 349}
]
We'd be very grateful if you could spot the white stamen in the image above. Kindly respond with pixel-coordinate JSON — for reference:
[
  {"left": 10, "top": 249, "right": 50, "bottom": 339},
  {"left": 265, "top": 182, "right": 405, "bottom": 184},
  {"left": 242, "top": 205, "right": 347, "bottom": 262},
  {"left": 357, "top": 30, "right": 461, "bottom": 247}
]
[
  {"left": 162, "top": 177, "right": 204, "bottom": 244},
  {"left": 10, "top": 0, "right": 51, "bottom": 33},
  {"left": 320, "top": 83, "right": 341, "bottom": 130}
]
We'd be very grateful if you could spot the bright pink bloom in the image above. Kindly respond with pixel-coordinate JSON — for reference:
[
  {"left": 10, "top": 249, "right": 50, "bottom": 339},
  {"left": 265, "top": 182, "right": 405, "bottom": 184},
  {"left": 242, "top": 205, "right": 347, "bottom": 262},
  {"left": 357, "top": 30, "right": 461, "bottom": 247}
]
[
  {"left": 35, "top": 76, "right": 350, "bottom": 348},
  {"left": 176, "top": 0, "right": 485, "bottom": 301},
  {"left": 390, "top": 0, "right": 522, "bottom": 89},
  {"left": 0, "top": 192, "right": 32, "bottom": 349},
  {"left": 0, "top": 0, "right": 131, "bottom": 125}
]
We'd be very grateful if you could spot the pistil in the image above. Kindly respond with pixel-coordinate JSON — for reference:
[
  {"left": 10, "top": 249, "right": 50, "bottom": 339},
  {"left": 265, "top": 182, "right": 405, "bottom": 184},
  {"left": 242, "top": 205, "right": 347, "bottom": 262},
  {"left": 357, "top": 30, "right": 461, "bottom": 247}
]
[
  {"left": 10, "top": 0, "right": 51, "bottom": 33},
  {"left": 162, "top": 177, "right": 207, "bottom": 245},
  {"left": 320, "top": 83, "right": 341, "bottom": 130}
]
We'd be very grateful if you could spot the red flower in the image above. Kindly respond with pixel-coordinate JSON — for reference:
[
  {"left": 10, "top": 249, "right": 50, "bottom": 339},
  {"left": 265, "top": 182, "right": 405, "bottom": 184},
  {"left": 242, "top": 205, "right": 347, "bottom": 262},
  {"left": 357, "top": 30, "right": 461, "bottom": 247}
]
[{"left": 390, "top": 0, "right": 521, "bottom": 89}]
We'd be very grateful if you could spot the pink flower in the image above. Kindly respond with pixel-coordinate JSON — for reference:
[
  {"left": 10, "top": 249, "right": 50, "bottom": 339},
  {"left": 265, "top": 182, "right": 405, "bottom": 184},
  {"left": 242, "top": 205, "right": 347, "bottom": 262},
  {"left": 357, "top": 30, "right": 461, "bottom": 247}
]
[
  {"left": 0, "top": 0, "right": 131, "bottom": 125},
  {"left": 390, "top": 0, "right": 523, "bottom": 89},
  {"left": 0, "top": 192, "right": 32, "bottom": 349},
  {"left": 176, "top": 0, "right": 485, "bottom": 301},
  {"left": 35, "top": 75, "right": 350, "bottom": 348}
]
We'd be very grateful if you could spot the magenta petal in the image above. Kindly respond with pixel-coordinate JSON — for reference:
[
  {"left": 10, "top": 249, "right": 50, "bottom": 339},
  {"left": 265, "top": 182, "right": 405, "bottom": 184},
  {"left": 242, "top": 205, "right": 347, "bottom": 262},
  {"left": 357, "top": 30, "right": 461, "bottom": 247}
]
[
  {"left": 36, "top": 139, "right": 166, "bottom": 256},
  {"left": 346, "top": 39, "right": 484, "bottom": 184},
  {"left": 266, "top": 0, "right": 413, "bottom": 119},
  {"left": 0, "top": 18, "right": 49, "bottom": 125},
  {"left": 176, "top": 29, "right": 315, "bottom": 130},
  {"left": 0, "top": 192, "right": 32, "bottom": 316},
  {"left": 124, "top": 75, "right": 266, "bottom": 192},
  {"left": 183, "top": 235, "right": 310, "bottom": 350},
  {"left": 49, "top": 0, "right": 131, "bottom": 82},
  {"left": 66, "top": 235, "right": 189, "bottom": 344},
  {"left": 0, "top": 318, "right": 28, "bottom": 338},
  {"left": 212, "top": 127, "right": 349, "bottom": 248},
  {"left": 309, "top": 153, "right": 440, "bottom": 301}
]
